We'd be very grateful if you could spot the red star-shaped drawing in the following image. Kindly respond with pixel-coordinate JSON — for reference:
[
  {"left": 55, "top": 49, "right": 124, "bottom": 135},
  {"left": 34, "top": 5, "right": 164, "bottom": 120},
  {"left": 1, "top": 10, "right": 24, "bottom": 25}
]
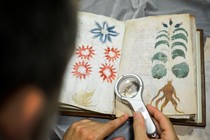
[
  {"left": 99, "top": 63, "right": 116, "bottom": 83},
  {"left": 72, "top": 61, "right": 92, "bottom": 79},
  {"left": 75, "top": 45, "right": 95, "bottom": 60},
  {"left": 104, "top": 47, "right": 120, "bottom": 62}
]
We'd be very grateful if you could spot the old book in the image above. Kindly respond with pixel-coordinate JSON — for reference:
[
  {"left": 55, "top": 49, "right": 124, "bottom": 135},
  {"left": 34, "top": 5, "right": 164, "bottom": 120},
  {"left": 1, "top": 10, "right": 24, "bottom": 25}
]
[{"left": 59, "top": 12, "right": 206, "bottom": 126}]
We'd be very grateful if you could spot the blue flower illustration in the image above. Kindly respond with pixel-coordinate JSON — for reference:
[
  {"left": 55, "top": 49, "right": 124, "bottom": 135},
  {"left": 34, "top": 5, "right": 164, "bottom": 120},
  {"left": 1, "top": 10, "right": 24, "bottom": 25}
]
[{"left": 90, "top": 21, "right": 119, "bottom": 43}]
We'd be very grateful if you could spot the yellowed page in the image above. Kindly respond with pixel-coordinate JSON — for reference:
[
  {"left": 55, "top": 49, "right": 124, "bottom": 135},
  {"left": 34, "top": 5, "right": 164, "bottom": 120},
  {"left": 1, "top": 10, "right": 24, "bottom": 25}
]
[
  {"left": 116, "top": 14, "right": 197, "bottom": 116},
  {"left": 195, "top": 31, "right": 202, "bottom": 123},
  {"left": 60, "top": 12, "right": 125, "bottom": 114},
  {"left": 204, "top": 38, "right": 210, "bottom": 55}
]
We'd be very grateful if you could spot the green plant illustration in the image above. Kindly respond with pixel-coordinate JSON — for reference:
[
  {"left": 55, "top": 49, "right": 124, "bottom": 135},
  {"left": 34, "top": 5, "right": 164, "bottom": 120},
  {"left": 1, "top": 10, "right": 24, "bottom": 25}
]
[{"left": 150, "top": 18, "right": 189, "bottom": 113}]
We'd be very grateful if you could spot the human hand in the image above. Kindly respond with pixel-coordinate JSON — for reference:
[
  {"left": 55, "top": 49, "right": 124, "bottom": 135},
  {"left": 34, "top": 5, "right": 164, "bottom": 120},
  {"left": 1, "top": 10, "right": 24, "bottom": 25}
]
[
  {"left": 63, "top": 114, "right": 129, "bottom": 140},
  {"left": 133, "top": 105, "right": 179, "bottom": 140}
]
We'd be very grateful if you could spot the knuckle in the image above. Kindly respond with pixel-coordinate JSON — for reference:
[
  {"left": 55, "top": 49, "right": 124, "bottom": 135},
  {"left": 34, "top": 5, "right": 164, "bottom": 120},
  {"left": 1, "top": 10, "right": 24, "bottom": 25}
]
[
  {"left": 139, "top": 119, "right": 145, "bottom": 126},
  {"left": 74, "top": 125, "right": 88, "bottom": 137},
  {"left": 133, "top": 121, "right": 139, "bottom": 128},
  {"left": 78, "top": 127, "right": 85, "bottom": 134},
  {"left": 71, "top": 122, "right": 79, "bottom": 129},
  {"left": 74, "top": 125, "right": 82, "bottom": 133},
  {"left": 86, "top": 134, "right": 97, "bottom": 140},
  {"left": 140, "top": 117, "right": 145, "bottom": 124},
  {"left": 134, "top": 118, "right": 144, "bottom": 128}
]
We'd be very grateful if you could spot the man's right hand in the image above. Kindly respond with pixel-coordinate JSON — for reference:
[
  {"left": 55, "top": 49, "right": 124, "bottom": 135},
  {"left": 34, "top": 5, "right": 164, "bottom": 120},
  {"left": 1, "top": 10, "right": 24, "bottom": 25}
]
[{"left": 133, "top": 105, "right": 179, "bottom": 140}]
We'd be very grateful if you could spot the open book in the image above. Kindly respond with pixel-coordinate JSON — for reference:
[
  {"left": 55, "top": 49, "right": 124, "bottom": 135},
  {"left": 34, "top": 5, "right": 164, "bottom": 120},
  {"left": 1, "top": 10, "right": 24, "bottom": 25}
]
[{"left": 59, "top": 12, "right": 206, "bottom": 126}]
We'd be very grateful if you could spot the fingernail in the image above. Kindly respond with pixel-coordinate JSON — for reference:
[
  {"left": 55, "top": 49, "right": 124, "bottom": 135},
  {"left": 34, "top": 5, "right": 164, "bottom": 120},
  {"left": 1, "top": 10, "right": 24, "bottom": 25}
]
[{"left": 133, "top": 112, "right": 140, "bottom": 120}]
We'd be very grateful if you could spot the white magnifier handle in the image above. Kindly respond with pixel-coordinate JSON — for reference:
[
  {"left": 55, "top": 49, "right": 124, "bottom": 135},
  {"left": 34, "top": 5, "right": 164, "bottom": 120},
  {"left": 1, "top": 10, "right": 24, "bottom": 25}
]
[{"left": 131, "top": 100, "right": 157, "bottom": 137}]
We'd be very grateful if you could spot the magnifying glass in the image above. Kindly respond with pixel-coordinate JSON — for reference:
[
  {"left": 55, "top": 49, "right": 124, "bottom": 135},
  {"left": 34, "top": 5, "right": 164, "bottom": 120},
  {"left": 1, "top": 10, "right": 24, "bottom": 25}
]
[{"left": 115, "top": 74, "right": 158, "bottom": 138}]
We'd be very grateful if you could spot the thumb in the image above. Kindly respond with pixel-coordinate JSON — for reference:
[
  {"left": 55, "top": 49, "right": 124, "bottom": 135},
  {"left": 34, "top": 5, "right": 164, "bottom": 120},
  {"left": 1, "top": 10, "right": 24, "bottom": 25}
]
[{"left": 133, "top": 112, "right": 148, "bottom": 140}]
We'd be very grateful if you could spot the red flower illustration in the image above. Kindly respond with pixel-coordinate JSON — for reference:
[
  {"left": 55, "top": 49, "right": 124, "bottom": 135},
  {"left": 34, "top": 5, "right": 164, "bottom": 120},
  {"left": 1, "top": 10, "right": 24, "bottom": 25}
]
[
  {"left": 76, "top": 45, "right": 95, "bottom": 60},
  {"left": 104, "top": 47, "right": 120, "bottom": 62},
  {"left": 72, "top": 61, "right": 92, "bottom": 79},
  {"left": 99, "top": 63, "right": 117, "bottom": 83}
]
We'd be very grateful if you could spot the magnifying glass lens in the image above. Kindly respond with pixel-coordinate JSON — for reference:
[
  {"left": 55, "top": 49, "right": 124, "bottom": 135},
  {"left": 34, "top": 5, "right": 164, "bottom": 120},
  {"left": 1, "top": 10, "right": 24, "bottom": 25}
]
[{"left": 118, "top": 77, "right": 140, "bottom": 98}]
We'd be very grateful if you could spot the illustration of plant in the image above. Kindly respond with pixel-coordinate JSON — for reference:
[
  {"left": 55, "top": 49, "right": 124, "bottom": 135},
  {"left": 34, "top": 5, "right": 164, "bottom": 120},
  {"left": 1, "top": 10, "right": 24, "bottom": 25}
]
[
  {"left": 150, "top": 18, "right": 189, "bottom": 113},
  {"left": 90, "top": 21, "right": 119, "bottom": 43}
]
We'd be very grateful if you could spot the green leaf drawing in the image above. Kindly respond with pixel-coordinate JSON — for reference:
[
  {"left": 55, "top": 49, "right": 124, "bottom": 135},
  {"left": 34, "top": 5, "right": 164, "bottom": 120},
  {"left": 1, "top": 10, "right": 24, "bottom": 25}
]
[
  {"left": 151, "top": 64, "right": 167, "bottom": 79},
  {"left": 172, "top": 42, "right": 187, "bottom": 51},
  {"left": 156, "top": 34, "right": 170, "bottom": 40},
  {"left": 172, "top": 49, "right": 185, "bottom": 59},
  {"left": 171, "top": 33, "right": 188, "bottom": 43},
  {"left": 174, "top": 23, "right": 182, "bottom": 28},
  {"left": 173, "top": 28, "right": 188, "bottom": 36},
  {"left": 152, "top": 19, "right": 189, "bottom": 80},
  {"left": 162, "top": 23, "right": 168, "bottom": 28},
  {"left": 152, "top": 52, "right": 167, "bottom": 63},
  {"left": 172, "top": 62, "right": 189, "bottom": 78},
  {"left": 158, "top": 30, "right": 168, "bottom": 34},
  {"left": 155, "top": 40, "right": 169, "bottom": 48}
]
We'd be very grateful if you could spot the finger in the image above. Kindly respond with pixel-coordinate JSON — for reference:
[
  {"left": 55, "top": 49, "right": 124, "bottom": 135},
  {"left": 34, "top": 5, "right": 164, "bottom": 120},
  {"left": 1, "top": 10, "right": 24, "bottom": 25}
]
[
  {"left": 99, "top": 114, "right": 129, "bottom": 138},
  {"left": 146, "top": 105, "right": 174, "bottom": 131},
  {"left": 68, "top": 119, "right": 94, "bottom": 139},
  {"left": 112, "top": 136, "right": 125, "bottom": 140},
  {"left": 151, "top": 117, "right": 162, "bottom": 135},
  {"left": 64, "top": 121, "right": 82, "bottom": 140},
  {"left": 133, "top": 112, "right": 148, "bottom": 140},
  {"left": 79, "top": 119, "right": 91, "bottom": 123}
]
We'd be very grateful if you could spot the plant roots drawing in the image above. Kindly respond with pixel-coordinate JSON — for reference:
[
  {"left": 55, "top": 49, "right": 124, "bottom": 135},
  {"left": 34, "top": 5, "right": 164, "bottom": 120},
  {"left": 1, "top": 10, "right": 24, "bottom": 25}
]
[
  {"left": 150, "top": 80, "right": 184, "bottom": 113},
  {"left": 150, "top": 18, "right": 189, "bottom": 113},
  {"left": 90, "top": 21, "right": 119, "bottom": 43}
]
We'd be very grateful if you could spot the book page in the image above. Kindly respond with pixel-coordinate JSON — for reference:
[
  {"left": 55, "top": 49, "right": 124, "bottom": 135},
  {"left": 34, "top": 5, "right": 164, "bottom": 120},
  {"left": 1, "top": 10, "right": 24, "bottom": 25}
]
[
  {"left": 60, "top": 12, "right": 125, "bottom": 114},
  {"left": 195, "top": 31, "right": 202, "bottom": 123},
  {"left": 116, "top": 14, "right": 197, "bottom": 116}
]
